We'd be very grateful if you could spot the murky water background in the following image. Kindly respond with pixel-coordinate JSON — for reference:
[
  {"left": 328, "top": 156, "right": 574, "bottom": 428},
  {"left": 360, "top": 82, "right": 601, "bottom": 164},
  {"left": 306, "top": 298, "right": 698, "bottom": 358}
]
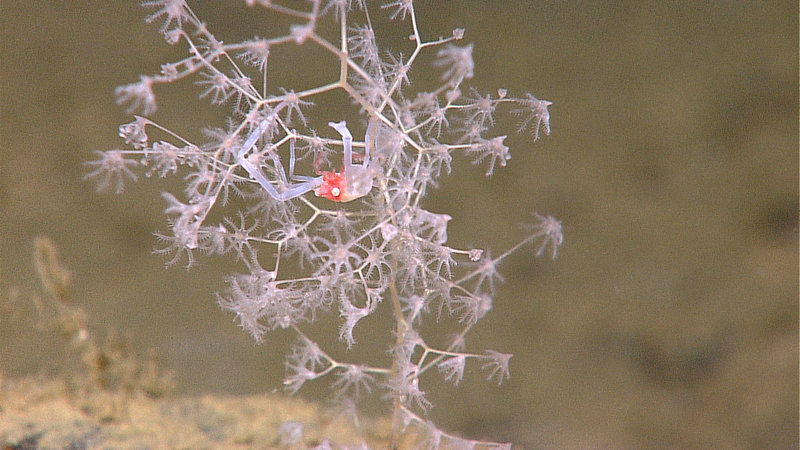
[{"left": 2, "top": 1, "right": 797, "bottom": 447}]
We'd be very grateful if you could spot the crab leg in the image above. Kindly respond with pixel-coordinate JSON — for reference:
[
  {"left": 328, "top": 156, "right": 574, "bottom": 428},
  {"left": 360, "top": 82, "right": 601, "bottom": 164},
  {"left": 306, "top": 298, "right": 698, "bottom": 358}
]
[{"left": 237, "top": 117, "right": 321, "bottom": 201}]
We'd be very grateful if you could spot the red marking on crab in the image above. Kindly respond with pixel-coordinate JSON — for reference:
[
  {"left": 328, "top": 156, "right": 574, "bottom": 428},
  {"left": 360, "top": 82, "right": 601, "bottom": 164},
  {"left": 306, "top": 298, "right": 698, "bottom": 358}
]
[{"left": 314, "top": 171, "right": 346, "bottom": 201}]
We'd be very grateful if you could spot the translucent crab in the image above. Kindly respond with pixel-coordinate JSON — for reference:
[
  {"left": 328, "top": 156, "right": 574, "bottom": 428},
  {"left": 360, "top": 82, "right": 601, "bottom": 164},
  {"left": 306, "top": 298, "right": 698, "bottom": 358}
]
[{"left": 236, "top": 118, "right": 376, "bottom": 202}]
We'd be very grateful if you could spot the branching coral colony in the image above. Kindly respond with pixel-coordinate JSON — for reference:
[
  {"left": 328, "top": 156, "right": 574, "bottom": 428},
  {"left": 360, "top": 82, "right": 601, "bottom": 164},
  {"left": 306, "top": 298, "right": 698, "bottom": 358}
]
[{"left": 87, "top": 0, "right": 563, "bottom": 447}]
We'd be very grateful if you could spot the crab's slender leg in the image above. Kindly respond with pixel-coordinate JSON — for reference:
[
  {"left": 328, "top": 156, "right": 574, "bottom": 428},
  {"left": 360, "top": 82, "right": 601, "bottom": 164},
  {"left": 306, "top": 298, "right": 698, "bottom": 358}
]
[
  {"left": 268, "top": 151, "right": 289, "bottom": 185},
  {"left": 364, "top": 119, "right": 376, "bottom": 168},
  {"left": 242, "top": 117, "right": 289, "bottom": 185},
  {"left": 237, "top": 117, "right": 321, "bottom": 201},
  {"left": 238, "top": 154, "right": 320, "bottom": 201},
  {"left": 237, "top": 118, "right": 278, "bottom": 195},
  {"left": 236, "top": 154, "right": 283, "bottom": 199},
  {"left": 239, "top": 118, "right": 271, "bottom": 159},
  {"left": 289, "top": 136, "right": 298, "bottom": 179},
  {"left": 275, "top": 178, "right": 321, "bottom": 199},
  {"left": 328, "top": 121, "right": 353, "bottom": 173},
  {"left": 288, "top": 137, "right": 317, "bottom": 182}
]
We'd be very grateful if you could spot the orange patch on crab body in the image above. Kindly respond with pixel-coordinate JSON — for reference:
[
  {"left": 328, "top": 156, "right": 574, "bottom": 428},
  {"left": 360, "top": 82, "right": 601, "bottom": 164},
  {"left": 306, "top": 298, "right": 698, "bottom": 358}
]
[{"left": 314, "top": 171, "right": 347, "bottom": 202}]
